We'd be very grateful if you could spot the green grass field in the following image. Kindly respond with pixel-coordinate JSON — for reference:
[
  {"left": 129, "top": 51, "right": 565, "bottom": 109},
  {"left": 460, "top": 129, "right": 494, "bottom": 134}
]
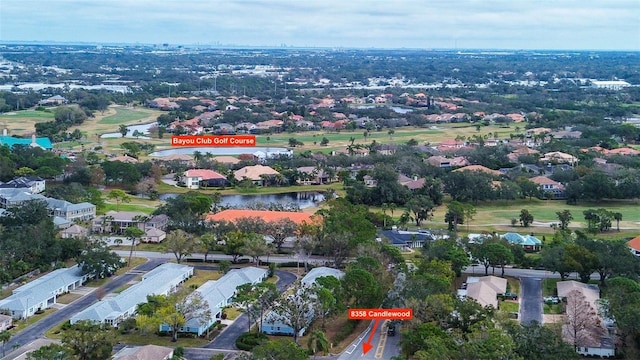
[
  {"left": 0, "top": 109, "right": 55, "bottom": 134},
  {"left": 98, "top": 107, "right": 154, "bottom": 125}
]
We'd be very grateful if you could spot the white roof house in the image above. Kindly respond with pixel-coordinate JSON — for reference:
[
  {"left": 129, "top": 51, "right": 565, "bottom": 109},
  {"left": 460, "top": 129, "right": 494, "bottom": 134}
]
[
  {"left": 171, "top": 266, "right": 268, "bottom": 336},
  {"left": 0, "top": 265, "right": 89, "bottom": 319},
  {"left": 300, "top": 267, "right": 345, "bottom": 287},
  {"left": 70, "top": 263, "right": 193, "bottom": 327},
  {"left": 462, "top": 276, "right": 508, "bottom": 308}
]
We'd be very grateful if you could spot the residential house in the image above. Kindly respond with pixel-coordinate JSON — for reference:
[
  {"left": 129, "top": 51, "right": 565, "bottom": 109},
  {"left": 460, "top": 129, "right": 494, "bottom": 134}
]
[
  {"left": 362, "top": 175, "right": 377, "bottom": 187},
  {"left": 109, "top": 155, "right": 139, "bottom": 164},
  {"left": 164, "top": 267, "right": 268, "bottom": 336},
  {"left": 381, "top": 228, "right": 436, "bottom": 250},
  {"left": 70, "top": 263, "right": 193, "bottom": 327},
  {"left": 0, "top": 176, "right": 46, "bottom": 193},
  {"left": 297, "top": 166, "right": 332, "bottom": 185},
  {"left": 212, "top": 156, "right": 241, "bottom": 166},
  {"left": 262, "top": 267, "right": 344, "bottom": 336},
  {"left": 182, "top": 169, "right": 229, "bottom": 189},
  {"left": 92, "top": 211, "right": 168, "bottom": 234},
  {"left": 113, "top": 345, "right": 174, "bottom": 360},
  {"left": 426, "top": 156, "right": 469, "bottom": 168},
  {"left": 45, "top": 198, "right": 96, "bottom": 221},
  {"left": 529, "top": 176, "right": 566, "bottom": 199},
  {"left": 507, "top": 147, "right": 540, "bottom": 162},
  {"left": 541, "top": 151, "right": 578, "bottom": 166},
  {"left": 143, "top": 228, "right": 166, "bottom": 243},
  {"left": 397, "top": 174, "right": 425, "bottom": 190},
  {"left": 557, "top": 281, "right": 615, "bottom": 358},
  {"left": 37, "top": 95, "right": 67, "bottom": 106},
  {"left": 0, "top": 314, "right": 12, "bottom": 331},
  {"left": 453, "top": 165, "right": 503, "bottom": 177},
  {"left": 627, "top": 235, "right": 640, "bottom": 257},
  {"left": 233, "top": 165, "right": 280, "bottom": 186},
  {"left": 60, "top": 224, "right": 89, "bottom": 239},
  {"left": 501, "top": 233, "right": 542, "bottom": 251},
  {"left": 0, "top": 265, "right": 90, "bottom": 319},
  {"left": 458, "top": 276, "right": 507, "bottom": 308}
]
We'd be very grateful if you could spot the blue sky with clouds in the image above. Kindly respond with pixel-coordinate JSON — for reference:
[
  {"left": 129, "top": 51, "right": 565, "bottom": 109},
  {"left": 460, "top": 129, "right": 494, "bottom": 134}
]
[{"left": 1, "top": 0, "right": 638, "bottom": 50}]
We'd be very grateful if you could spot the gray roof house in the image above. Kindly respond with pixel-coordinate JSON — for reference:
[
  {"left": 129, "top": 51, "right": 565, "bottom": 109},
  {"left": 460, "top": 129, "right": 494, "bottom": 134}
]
[
  {"left": 0, "top": 314, "right": 12, "bottom": 332},
  {"left": 70, "top": 263, "right": 193, "bottom": 327},
  {"left": 60, "top": 224, "right": 89, "bottom": 239},
  {"left": 0, "top": 265, "right": 89, "bottom": 319},
  {"left": 262, "top": 267, "right": 344, "bottom": 337},
  {"left": 163, "top": 266, "right": 268, "bottom": 336},
  {"left": 45, "top": 198, "right": 96, "bottom": 221}
]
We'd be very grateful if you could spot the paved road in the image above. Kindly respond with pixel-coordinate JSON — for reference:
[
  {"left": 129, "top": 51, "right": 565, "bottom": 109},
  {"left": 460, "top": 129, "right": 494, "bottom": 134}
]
[
  {"left": 338, "top": 319, "right": 401, "bottom": 360},
  {"left": 205, "top": 270, "right": 298, "bottom": 350},
  {"left": 463, "top": 265, "right": 601, "bottom": 281},
  {"left": 4, "top": 258, "right": 165, "bottom": 353},
  {"left": 520, "top": 277, "right": 543, "bottom": 324},
  {"left": 114, "top": 250, "right": 328, "bottom": 266}
]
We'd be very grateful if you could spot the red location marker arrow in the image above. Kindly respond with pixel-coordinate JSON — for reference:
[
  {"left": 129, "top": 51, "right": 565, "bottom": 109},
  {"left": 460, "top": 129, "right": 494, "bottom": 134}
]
[{"left": 362, "top": 319, "right": 379, "bottom": 355}]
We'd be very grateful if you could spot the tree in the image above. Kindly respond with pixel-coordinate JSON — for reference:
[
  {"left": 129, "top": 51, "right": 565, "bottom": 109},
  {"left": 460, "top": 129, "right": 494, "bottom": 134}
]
[
  {"left": 406, "top": 195, "right": 435, "bottom": 227},
  {"left": 236, "top": 282, "right": 279, "bottom": 333},
  {"left": 219, "top": 260, "right": 231, "bottom": 274},
  {"left": 516, "top": 177, "right": 542, "bottom": 200},
  {"left": 342, "top": 267, "right": 384, "bottom": 308},
  {"left": 541, "top": 244, "right": 575, "bottom": 280},
  {"left": 118, "top": 124, "right": 128, "bottom": 137},
  {"left": 556, "top": 210, "right": 573, "bottom": 230},
  {"left": 26, "top": 344, "right": 74, "bottom": 360},
  {"left": 262, "top": 219, "right": 298, "bottom": 253},
  {"left": 0, "top": 331, "right": 10, "bottom": 358},
  {"left": 484, "top": 242, "right": 513, "bottom": 277},
  {"left": 107, "top": 189, "right": 130, "bottom": 211},
  {"left": 158, "top": 287, "right": 212, "bottom": 342},
  {"left": 78, "top": 244, "right": 123, "bottom": 278},
  {"left": 444, "top": 201, "right": 465, "bottom": 232},
  {"left": 241, "top": 233, "right": 273, "bottom": 266},
  {"left": 61, "top": 320, "right": 118, "bottom": 360},
  {"left": 199, "top": 233, "right": 217, "bottom": 263},
  {"left": 272, "top": 284, "right": 317, "bottom": 344},
  {"left": 564, "top": 289, "right": 604, "bottom": 351},
  {"left": 604, "top": 277, "right": 640, "bottom": 354},
  {"left": 223, "top": 230, "right": 246, "bottom": 263},
  {"left": 613, "top": 212, "right": 623, "bottom": 231},
  {"left": 423, "top": 239, "right": 470, "bottom": 277},
  {"left": 124, "top": 226, "right": 144, "bottom": 267},
  {"left": 307, "top": 330, "right": 330, "bottom": 358},
  {"left": 519, "top": 209, "right": 534, "bottom": 227},
  {"left": 163, "top": 229, "right": 199, "bottom": 264},
  {"left": 506, "top": 321, "right": 579, "bottom": 360},
  {"left": 578, "top": 238, "right": 640, "bottom": 287}
]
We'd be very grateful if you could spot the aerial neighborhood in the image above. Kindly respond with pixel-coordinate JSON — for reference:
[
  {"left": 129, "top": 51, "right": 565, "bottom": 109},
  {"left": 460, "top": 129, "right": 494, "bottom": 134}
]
[{"left": 0, "top": 41, "right": 638, "bottom": 360}]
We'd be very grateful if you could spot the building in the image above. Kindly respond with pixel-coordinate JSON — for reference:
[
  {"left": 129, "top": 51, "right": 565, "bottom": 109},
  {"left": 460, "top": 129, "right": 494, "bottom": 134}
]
[
  {"left": 60, "top": 224, "right": 89, "bottom": 239},
  {"left": 591, "top": 80, "right": 630, "bottom": 90},
  {"left": 297, "top": 166, "right": 332, "bottom": 185},
  {"left": 0, "top": 176, "right": 46, "bottom": 193},
  {"left": 627, "top": 235, "right": 640, "bottom": 257},
  {"left": 261, "top": 267, "right": 344, "bottom": 336},
  {"left": 233, "top": 165, "right": 280, "bottom": 186},
  {"left": 92, "top": 211, "right": 168, "bottom": 234},
  {"left": 206, "top": 209, "right": 314, "bottom": 226},
  {"left": 381, "top": 228, "right": 436, "bottom": 250},
  {"left": 0, "top": 189, "right": 96, "bottom": 221},
  {"left": 70, "top": 263, "right": 193, "bottom": 327},
  {"left": 143, "top": 228, "right": 166, "bottom": 243},
  {"left": 458, "top": 276, "right": 507, "bottom": 308},
  {"left": 541, "top": 151, "right": 578, "bottom": 166},
  {"left": 501, "top": 233, "right": 542, "bottom": 251},
  {"left": 0, "top": 132, "right": 53, "bottom": 150},
  {"left": 529, "top": 176, "right": 566, "bottom": 199},
  {"left": 163, "top": 267, "right": 268, "bottom": 336},
  {"left": 182, "top": 169, "right": 229, "bottom": 189},
  {"left": 0, "top": 314, "right": 12, "bottom": 331},
  {"left": 426, "top": 155, "right": 469, "bottom": 168},
  {"left": 557, "top": 281, "right": 615, "bottom": 358},
  {"left": 0, "top": 265, "right": 90, "bottom": 319},
  {"left": 112, "top": 345, "right": 174, "bottom": 360},
  {"left": 453, "top": 165, "right": 502, "bottom": 177}
]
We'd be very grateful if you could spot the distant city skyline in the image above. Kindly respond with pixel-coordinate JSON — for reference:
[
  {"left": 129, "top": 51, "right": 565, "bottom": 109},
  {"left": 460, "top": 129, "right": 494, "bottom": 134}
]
[{"left": 0, "top": 0, "right": 639, "bottom": 51}]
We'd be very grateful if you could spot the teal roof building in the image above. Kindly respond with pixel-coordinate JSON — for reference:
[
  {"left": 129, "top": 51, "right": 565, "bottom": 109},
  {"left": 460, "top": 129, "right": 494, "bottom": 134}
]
[{"left": 0, "top": 135, "right": 53, "bottom": 150}]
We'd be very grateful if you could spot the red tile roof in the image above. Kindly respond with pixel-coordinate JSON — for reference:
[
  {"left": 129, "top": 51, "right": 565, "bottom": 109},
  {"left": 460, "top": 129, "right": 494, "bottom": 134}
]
[
  {"left": 184, "top": 169, "right": 225, "bottom": 180},
  {"left": 206, "top": 209, "right": 313, "bottom": 225},
  {"left": 628, "top": 236, "right": 640, "bottom": 251}
]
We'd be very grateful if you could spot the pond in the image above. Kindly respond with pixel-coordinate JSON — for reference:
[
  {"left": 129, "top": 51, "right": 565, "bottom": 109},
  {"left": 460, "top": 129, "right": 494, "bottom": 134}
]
[
  {"left": 149, "top": 146, "right": 292, "bottom": 157},
  {"left": 101, "top": 122, "right": 157, "bottom": 139},
  {"left": 354, "top": 105, "right": 414, "bottom": 114},
  {"left": 158, "top": 191, "right": 326, "bottom": 209}
]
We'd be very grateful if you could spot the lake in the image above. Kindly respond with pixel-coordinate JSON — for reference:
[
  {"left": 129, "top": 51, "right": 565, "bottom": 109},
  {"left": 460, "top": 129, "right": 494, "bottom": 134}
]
[
  {"left": 149, "top": 146, "right": 292, "bottom": 157},
  {"left": 355, "top": 105, "right": 414, "bottom": 114},
  {"left": 158, "top": 191, "right": 326, "bottom": 209},
  {"left": 101, "top": 122, "right": 157, "bottom": 139}
]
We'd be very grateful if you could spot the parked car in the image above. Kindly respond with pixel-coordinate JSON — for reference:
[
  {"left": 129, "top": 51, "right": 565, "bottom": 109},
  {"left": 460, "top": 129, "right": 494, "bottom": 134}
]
[
  {"left": 387, "top": 324, "right": 396, "bottom": 336},
  {"left": 543, "top": 296, "right": 560, "bottom": 304},
  {"left": 500, "top": 292, "right": 518, "bottom": 300}
]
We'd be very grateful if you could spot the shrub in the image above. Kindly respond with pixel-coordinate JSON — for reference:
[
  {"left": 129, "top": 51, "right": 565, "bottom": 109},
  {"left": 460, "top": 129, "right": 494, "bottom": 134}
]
[
  {"left": 236, "top": 332, "right": 268, "bottom": 351},
  {"left": 332, "top": 320, "right": 357, "bottom": 344}
]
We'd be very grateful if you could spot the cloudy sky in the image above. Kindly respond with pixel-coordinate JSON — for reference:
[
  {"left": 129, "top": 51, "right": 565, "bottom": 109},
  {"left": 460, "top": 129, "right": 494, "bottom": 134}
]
[{"left": 1, "top": 0, "right": 638, "bottom": 50}]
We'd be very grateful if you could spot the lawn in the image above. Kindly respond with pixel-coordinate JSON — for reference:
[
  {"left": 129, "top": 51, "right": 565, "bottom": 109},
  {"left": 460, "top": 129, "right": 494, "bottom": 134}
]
[
  {"left": 56, "top": 293, "right": 83, "bottom": 304},
  {"left": 500, "top": 300, "right": 519, "bottom": 313},
  {"left": 183, "top": 269, "right": 223, "bottom": 289},
  {"left": 223, "top": 306, "right": 243, "bottom": 320},
  {"left": 543, "top": 303, "right": 564, "bottom": 315},
  {"left": 542, "top": 279, "right": 560, "bottom": 297},
  {"left": 98, "top": 107, "right": 155, "bottom": 125},
  {"left": 8, "top": 308, "right": 57, "bottom": 335},
  {"left": 0, "top": 109, "right": 54, "bottom": 134},
  {"left": 506, "top": 277, "right": 520, "bottom": 295}
]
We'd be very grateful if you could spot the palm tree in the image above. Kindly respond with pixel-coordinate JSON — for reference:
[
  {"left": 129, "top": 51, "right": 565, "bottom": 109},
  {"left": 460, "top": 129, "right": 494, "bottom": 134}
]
[
  {"left": 307, "top": 330, "right": 330, "bottom": 358},
  {"left": 124, "top": 226, "right": 145, "bottom": 266},
  {"left": 613, "top": 212, "right": 623, "bottom": 231},
  {"left": 381, "top": 203, "right": 390, "bottom": 228},
  {"left": 0, "top": 331, "right": 11, "bottom": 358}
]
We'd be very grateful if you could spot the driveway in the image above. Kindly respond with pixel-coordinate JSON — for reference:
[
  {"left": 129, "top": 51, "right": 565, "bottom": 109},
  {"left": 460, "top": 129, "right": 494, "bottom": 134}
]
[
  {"left": 205, "top": 270, "right": 297, "bottom": 350},
  {"left": 4, "top": 258, "right": 164, "bottom": 354},
  {"left": 519, "top": 277, "right": 543, "bottom": 324}
]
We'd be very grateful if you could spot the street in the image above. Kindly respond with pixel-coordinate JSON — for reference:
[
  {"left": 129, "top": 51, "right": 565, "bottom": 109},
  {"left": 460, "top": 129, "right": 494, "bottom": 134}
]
[
  {"left": 338, "top": 319, "right": 401, "bottom": 360},
  {"left": 520, "top": 277, "right": 543, "bottom": 324}
]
